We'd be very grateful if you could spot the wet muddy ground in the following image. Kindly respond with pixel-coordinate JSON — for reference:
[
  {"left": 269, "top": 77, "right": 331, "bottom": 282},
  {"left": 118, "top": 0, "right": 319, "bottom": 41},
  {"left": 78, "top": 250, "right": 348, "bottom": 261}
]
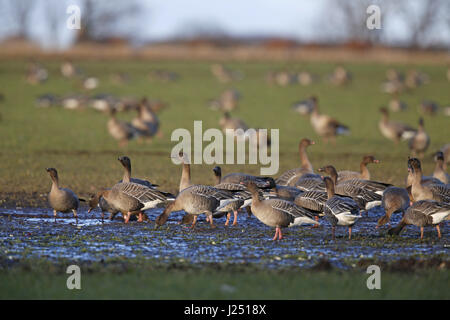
[{"left": 1, "top": 205, "right": 448, "bottom": 270}]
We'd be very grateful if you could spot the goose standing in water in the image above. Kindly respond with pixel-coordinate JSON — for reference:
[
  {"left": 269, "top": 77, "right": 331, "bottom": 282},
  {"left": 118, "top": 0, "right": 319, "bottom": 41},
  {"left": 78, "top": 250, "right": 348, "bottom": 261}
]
[
  {"left": 408, "top": 118, "right": 429, "bottom": 158},
  {"left": 309, "top": 96, "right": 350, "bottom": 144},
  {"left": 408, "top": 158, "right": 450, "bottom": 203},
  {"left": 388, "top": 200, "right": 450, "bottom": 239},
  {"left": 46, "top": 168, "right": 81, "bottom": 223},
  {"left": 378, "top": 107, "right": 416, "bottom": 144},
  {"left": 241, "top": 182, "right": 319, "bottom": 241},
  {"left": 377, "top": 187, "right": 410, "bottom": 228},
  {"left": 433, "top": 151, "right": 449, "bottom": 184},
  {"left": 88, "top": 190, "right": 120, "bottom": 222},
  {"left": 337, "top": 155, "right": 379, "bottom": 182},
  {"left": 276, "top": 138, "right": 316, "bottom": 186},
  {"left": 322, "top": 177, "right": 361, "bottom": 240},
  {"left": 107, "top": 108, "right": 137, "bottom": 147},
  {"left": 318, "top": 165, "right": 387, "bottom": 210}
]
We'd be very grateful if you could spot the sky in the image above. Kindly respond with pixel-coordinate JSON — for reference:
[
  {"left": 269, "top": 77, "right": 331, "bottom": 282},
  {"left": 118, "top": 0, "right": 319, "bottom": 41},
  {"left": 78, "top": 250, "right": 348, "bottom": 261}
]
[{"left": 0, "top": 0, "right": 448, "bottom": 49}]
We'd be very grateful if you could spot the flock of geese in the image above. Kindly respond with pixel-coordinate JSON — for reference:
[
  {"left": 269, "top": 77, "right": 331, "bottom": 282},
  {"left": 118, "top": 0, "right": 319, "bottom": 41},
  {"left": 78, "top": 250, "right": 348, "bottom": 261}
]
[{"left": 46, "top": 139, "right": 450, "bottom": 241}]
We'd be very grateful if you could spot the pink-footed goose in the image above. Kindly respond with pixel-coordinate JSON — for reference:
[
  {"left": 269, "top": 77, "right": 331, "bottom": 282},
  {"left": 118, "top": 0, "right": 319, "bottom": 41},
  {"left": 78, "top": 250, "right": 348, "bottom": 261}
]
[
  {"left": 408, "top": 158, "right": 450, "bottom": 203},
  {"left": 132, "top": 98, "right": 160, "bottom": 142},
  {"left": 337, "top": 155, "right": 379, "bottom": 182},
  {"left": 432, "top": 151, "right": 449, "bottom": 184},
  {"left": 322, "top": 177, "right": 361, "bottom": 240},
  {"left": 318, "top": 165, "right": 386, "bottom": 211},
  {"left": 46, "top": 168, "right": 81, "bottom": 223},
  {"left": 388, "top": 200, "right": 450, "bottom": 239},
  {"left": 408, "top": 118, "right": 429, "bottom": 158},
  {"left": 276, "top": 138, "right": 317, "bottom": 186},
  {"left": 378, "top": 107, "right": 416, "bottom": 144},
  {"left": 88, "top": 190, "right": 120, "bottom": 222},
  {"left": 117, "top": 156, "right": 158, "bottom": 188},
  {"left": 107, "top": 108, "right": 137, "bottom": 147},
  {"left": 309, "top": 96, "right": 350, "bottom": 144},
  {"left": 241, "top": 181, "right": 319, "bottom": 241},
  {"left": 376, "top": 187, "right": 410, "bottom": 228}
]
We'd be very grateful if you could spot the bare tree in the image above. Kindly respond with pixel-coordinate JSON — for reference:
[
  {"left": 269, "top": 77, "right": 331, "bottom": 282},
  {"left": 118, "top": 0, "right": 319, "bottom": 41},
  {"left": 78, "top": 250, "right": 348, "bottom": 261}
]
[
  {"left": 0, "top": 0, "right": 35, "bottom": 39},
  {"left": 76, "top": 0, "right": 143, "bottom": 43},
  {"left": 393, "top": 0, "right": 448, "bottom": 48},
  {"left": 322, "top": 0, "right": 389, "bottom": 45}
]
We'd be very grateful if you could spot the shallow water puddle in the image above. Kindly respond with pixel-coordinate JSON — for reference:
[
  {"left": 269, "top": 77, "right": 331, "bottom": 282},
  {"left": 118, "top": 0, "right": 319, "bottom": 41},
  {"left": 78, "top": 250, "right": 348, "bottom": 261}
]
[{"left": 0, "top": 206, "right": 448, "bottom": 268}]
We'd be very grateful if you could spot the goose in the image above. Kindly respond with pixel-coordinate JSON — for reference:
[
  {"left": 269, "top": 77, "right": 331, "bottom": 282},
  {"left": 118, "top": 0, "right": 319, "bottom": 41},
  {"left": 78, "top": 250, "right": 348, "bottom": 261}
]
[
  {"left": 388, "top": 200, "right": 450, "bottom": 239},
  {"left": 131, "top": 98, "right": 160, "bottom": 142},
  {"left": 388, "top": 97, "right": 407, "bottom": 112},
  {"left": 309, "top": 96, "right": 350, "bottom": 144},
  {"left": 211, "top": 64, "right": 242, "bottom": 83},
  {"left": 211, "top": 166, "right": 256, "bottom": 225},
  {"left": 376, "top": 187, "right": 410, "bottom": 228},
  {"left": 89, "top": 94, "right": 117, "bottom": 112},
  {"left": 322, "top": 177, "right": 361, "bottom": 240},
  {"left": 219, "top": 168, "right": 276, "bottom": 189},
  {"left": 219, "top": 112, "right": 248, "bottom": 133},
  {"left": 26, "top": 62, "right": 48, "bottom": 84},
  {"left": 408, "top": 158, "right": 450, "bottom": 203},
  {"left": 117, "top": 156, "right": 158, "bottom": 188},
  {"left": 318, "top": 165, "right": 385, "bottom": 210},
  {"left": 46, "top": 168, "right": 80, "bottom": 223},
  {"left": 209, "top": 89, "right": 240, "bottom": 112},
  {"left": 148, "top": 70, "right": 179, "bottom": 83},
  {"left": 276, "top": 138, "right": 316, "bottom": 186},
  {"left": 292, "top": 96, "right": 316, "bottom": 116},
  {"left": 337, "top": 155, "right": 379, "bottom": 182},
  {"left": 378, "top": 107, "right": 416, "bottom": 143},
  {"left": 97, "top": 177, "right": 174, "bottom": 224},
  {"left": 328, "top": 66, "right": 352, "bottom": 86},
  {"left": 173, "top": 155, "right": 241, "bottom": 226},
  {"left": 294, "top": 174, "right": 325, "bottom": 192},
  {"left": 155, "top": 184, "right": 233, "bottom": 229},
  {"left": 419, "top": 101, "right": 438, "bottom": 116},
  {"left": 88, "top": 190, "right": 120, "bottom": 222},
  {"left": 406, "top": 70, "right": 429, "bottom": 89},
  {"left": 269, "top": 185, "right": 303, "bottom": 201},
  {"left": 83, "top": 76, "right": 99, "bottom": 90},
  {"left": 439, "top": 144, "right": 450, "bottom": 168},
  {"left": 107, "top": 108, "right": 137, "bottom": 147},
  {"left": 296, "top": 71, "right": 315, "bottom": 86},
  {"left": 35, "top": 94, "right": 59, "bottom": 108},
  {"left": 433, "top": 151, "right": 449, "bottom": 184},
  {"left": 60, "top": 60, "right": 80, "bottom": 78},
  {"left": 61, "top": 94, "right": 87, "bottom": 110},
  {"left": 408, "top": 118, "right": 430, "bottom": 158},
  {"left": 241, "top": 181, "right": 319, "bottom": 240}
]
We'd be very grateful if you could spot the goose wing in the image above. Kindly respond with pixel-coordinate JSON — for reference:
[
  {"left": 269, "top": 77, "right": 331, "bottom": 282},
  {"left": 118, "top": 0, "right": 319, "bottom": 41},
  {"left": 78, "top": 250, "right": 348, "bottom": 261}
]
[
  {"left": 269, "top": 199, "right": 318, "bottom": 225},
  {"left": 294, "top": 191, "right": 327, "bottom": 213},
  {"left": 114, "top": 182, "right": 172, "bottom": 208}
]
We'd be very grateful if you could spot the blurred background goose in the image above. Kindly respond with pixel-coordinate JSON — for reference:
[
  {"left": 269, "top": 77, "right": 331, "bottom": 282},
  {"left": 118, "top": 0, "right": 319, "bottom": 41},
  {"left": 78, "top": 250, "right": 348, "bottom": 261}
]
[
  {"left": 408, "top": 118, "right": 429, "bottom": 158},
  {"left": 309, "top": 96, "right": 350, "bottom": 144},
  {"left": 46, "top": 168, "right": 80, "bottom": 223},
  {"left": 276, "top": 138, "right": 316, "bottom": 186},
  {"left": 433, "top": 151, "right": 449, "bottom": 184},
  {"left": 419, "top": 100, "right": 438, "bottom": 116},
  {"left": 328, "top": 66, "right": 352, "bottom": 86},
  {"left": 388, "top": 96, "right": 407, "bottom": 112},
  {"left": 26, "top": 61, "right": 48, "bottom": 84},
  {"left": 378, "top": 107, "right": 416, "bottom": 143},
  {"left": 209, "top": 89, "right": 240, "bottom": 112},
  {"left": 107, "top": 109, "right": 138, "bottom": 147},
  {"left": 132, "top": 98, "right": 160, "bottom": 142},
  {"left": 292, "top": 96, "right": 316, "bottom": 116},
  {"left": 388, "top": 200, "right": 450, "bottom": 239}
]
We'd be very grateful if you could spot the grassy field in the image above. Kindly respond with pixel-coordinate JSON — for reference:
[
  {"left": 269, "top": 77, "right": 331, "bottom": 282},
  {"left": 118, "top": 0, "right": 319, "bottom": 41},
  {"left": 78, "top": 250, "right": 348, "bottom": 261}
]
[
  {"left": 1, "top": 260, "right": 449, "bottom": 299},
  {"left": 0, "top": 59, "right": 449, "bottom": 205}
]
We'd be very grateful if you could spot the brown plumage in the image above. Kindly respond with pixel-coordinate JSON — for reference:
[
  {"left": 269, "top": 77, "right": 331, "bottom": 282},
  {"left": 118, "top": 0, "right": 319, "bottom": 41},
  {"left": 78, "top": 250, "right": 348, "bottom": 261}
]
[
  {"left": 433, "top": 151, "right": 449, "bottom": 184},
  {"left": 46, "top": 168, "right": 80, "bottom": 223},
  {"left": 377, "top": 187, "right": 410, "bottom": 228},
  {"left": 309, "top": 96, "right": 350, "bottom": 144},
  {"left": 408, "top": 158, "right": 450, "bottom": 203},
  {"left": 337, "top": 155, "right": 379, "bottom": 182},
  {"left": 388, "top": 200, "right": 450, "bottom": 239},
  {"left": 408, "top": 118, "right": 430, "bottom": 158},
  {"left": 276, "top": 138, "right": 316, "bottom": 186},
  {"left": 378, "top": 107, "right": 416, "bottom": 144},
  {"left": 242, "top": 182, "right": 318, "bottom": 241}
]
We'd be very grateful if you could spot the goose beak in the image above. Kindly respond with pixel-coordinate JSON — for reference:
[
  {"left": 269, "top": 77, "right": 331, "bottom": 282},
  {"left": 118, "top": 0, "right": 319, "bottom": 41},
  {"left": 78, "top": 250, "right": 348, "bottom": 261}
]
[
  {"left": 373, "top": 159, "right": 380, "bottom": 164},
  {"left": 311, "top": 140, "right": 315, "bottom": 145}
]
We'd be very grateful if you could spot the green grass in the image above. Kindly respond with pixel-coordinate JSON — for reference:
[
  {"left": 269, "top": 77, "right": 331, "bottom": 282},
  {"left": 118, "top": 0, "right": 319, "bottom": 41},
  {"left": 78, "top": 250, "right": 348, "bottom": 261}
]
[
  {"left": 0, "top": 59, "right": 449, "bottom": 202},
  {"left": 1, "top": 268, "right": 449, "bottom": 299}
]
